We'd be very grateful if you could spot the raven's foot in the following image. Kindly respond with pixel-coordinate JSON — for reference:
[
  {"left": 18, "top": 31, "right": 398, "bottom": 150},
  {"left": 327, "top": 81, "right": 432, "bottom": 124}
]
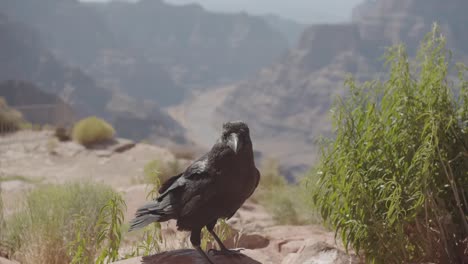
[{"left": 208, "top": 248, "right": 244, "bottom": 256}]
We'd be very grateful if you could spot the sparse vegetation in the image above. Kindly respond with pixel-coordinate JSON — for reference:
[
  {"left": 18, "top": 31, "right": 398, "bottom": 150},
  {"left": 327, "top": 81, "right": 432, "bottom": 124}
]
[
  {"left": 1, "top": 182, "right": 126, "bottom": 264},
  {"left": 95, "top": 193, "right": 127, "bottom": 264},
  {"left": 314, "top": 26, "right": 468, "bottom": 263},
  {"left": 0, "top": 185, "right": 7, "bottom": 258},
  {"left": 0, "top": 174, "right": 40, "bottom": 184},
  {"left": 201, "top": 219, "right": 232, "bottom": 251},
  {"left": 255, "top": 159, "right": 319, "bottom": 225},
  {"left": 126, "top": 160, "right": 171, "bottom": 258},
  {"left": 0, "top": 175, "right": 43, "bottom": 184},
  {"left": 127, "top": 223, "right": 164, "bottom": 257},
  {"left": 72, "top": 116, "right": 115, "bottom": 147},
  {"left": 0, "top": 97, "right": 24, "bottom": 134}
]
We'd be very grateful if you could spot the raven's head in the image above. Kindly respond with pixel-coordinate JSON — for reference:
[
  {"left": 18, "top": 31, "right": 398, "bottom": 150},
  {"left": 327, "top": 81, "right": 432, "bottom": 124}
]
[{"left": 221, "top": 121, "right": 251, "bottom": 154}]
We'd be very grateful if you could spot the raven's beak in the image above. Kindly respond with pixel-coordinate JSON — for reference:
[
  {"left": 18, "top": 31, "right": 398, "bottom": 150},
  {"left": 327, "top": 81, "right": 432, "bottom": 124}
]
[{"left": 227, "top": 133, "right": 240, "bottom": 154}]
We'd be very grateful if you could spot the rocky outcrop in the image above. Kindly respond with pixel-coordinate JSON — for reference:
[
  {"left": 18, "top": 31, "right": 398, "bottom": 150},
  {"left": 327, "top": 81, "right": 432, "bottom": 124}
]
[
  {"left": 0, "top": 80, "right": 75, "bottom": 126},
  {"left": 107, "top": 94, "right": 189, "bottom": 145},
  {"left": 0, "top": 0, "right": 185, "bottom": 105},
  {"left": 0, "top": 13, "right": 112, "bottom": 117},
  {"left": 353, "top": 0, "right": 468, "bottom": 56},
  {"left": 0, "top": 13, "right": 189, "bottom": 144},
  {"left": 262, "top": 14, "right": 307, "bottom": 47},
  {"left": 118, "top": 250, "right": 261, "bottom": 264},
  {"left": 113, "top": 241, "right": 356, "bottom": 264}
]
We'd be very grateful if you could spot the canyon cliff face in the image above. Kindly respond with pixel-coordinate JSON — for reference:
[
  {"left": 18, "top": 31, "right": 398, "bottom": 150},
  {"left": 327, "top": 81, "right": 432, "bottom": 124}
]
[
  {"left": 353, "top": 0, "right": 468, "bottom": 56},
  {"left": 94, "top": 0, "right": 288, "bottom": 88},
  {"left": 1, "top": 0, "right": 288, "bottom": 101},
  {"left": 0, "top": 0, "right": 293, "bottom": 148},
  {"left": 215, "top": 23, "right": 373, "bottom": 172},
  {"left": 0, "top": 0, "right": 185, "bottom": 107},
  {"left": 0, "top": 13, "right": 111, "bottom": 117},
  {"left": 0, "top": 80, "right": 76, "bottom": 126},
  {"left": 215, "top": 0, "right": 468, "bottom": 175},
  {"left": 0, "top": 13, "right": 187, "bottom": 144}
]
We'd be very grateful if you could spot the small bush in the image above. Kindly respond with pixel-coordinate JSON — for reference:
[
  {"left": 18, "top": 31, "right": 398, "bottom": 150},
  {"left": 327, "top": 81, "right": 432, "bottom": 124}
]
[
  {"left": 314, "top": 25, "right": 468, "bottom": 263},
  {"left": 2, "top": 182, "right": 125, "bottom": 264},
  {"left": 0, "top": 97, "right": 23, "bottom": 134},
  {"left": 72, "top": 117, "right": 115, "bottom": 146},
  {"left": 54, "top": 127, "right": 71, "bottom": 141}
]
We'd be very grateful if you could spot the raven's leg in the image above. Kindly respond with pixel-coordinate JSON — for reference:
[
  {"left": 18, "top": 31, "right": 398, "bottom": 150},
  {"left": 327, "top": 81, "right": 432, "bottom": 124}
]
[
  {"left": 191, "top": 228, "right": 214, "bottom": 264},
  {"left": 206, "top": 220, "right": 243, "bottom": 256}
]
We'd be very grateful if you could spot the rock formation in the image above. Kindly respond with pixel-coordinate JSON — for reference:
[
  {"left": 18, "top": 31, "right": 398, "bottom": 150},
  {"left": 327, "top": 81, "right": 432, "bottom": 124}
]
[
  {"left": 215, "top": 0, "right": 468, "bottom": 176},
  {"left": 0, "top": 80, "right": 75, "bottom": 126}
]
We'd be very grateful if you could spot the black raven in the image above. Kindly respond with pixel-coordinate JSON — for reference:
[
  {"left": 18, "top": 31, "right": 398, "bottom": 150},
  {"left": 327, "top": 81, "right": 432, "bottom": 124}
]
[{"left": 129, "top": 121, "right": 260, "bottom": 263}]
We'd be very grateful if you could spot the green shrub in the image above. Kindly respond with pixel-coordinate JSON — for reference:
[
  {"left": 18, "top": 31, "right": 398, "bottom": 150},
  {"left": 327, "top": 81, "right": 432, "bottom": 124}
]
[
  {"left": 0, "top": 97, "right": 23, "bottom": 133},
  {"left": 95, "top": 193, "right": 126, "bottom": 264},
  {"left": 72, "top": 116, "right": 115, "bottom": 146},
  {"left": 2, "top": 182, "right": 125, "bottom": 264},
  {"left": 314, "top": 25, "right": 468, "bottom": 263}
]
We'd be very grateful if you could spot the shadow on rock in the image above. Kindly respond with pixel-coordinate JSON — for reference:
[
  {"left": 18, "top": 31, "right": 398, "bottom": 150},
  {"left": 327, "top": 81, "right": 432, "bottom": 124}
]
[{"left": 142, "top": 249, "right": 261, "bottom": 264}]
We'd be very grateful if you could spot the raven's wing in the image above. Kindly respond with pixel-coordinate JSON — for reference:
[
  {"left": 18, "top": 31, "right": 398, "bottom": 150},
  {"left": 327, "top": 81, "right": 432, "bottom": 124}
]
[
  {"left": 156, "top": 154, "right": 214, "bottom": 201},
  {"left": 158, "top": 173, "right": 182, "bottom": 194}
]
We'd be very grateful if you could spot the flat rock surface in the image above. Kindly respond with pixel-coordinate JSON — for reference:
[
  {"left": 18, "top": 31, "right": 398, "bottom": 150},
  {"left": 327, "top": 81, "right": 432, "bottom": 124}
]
[{"left": 114, "top": 249, "right": 263, "bottom": 264}]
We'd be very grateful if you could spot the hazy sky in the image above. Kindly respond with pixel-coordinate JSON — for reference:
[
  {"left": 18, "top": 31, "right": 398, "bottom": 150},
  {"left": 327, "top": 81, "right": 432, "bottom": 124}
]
[{"left": 80, "top": 0, "right": 363, "bottom": 24}]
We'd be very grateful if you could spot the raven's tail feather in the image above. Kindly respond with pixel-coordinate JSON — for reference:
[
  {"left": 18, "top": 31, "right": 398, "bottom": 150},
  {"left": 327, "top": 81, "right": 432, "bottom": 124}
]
[
  {"left": 128, "top": 214, "right": 161, "bottom": 232},
  {"left": 128, "top": 199, "right": 174, "bottom": 232}
]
